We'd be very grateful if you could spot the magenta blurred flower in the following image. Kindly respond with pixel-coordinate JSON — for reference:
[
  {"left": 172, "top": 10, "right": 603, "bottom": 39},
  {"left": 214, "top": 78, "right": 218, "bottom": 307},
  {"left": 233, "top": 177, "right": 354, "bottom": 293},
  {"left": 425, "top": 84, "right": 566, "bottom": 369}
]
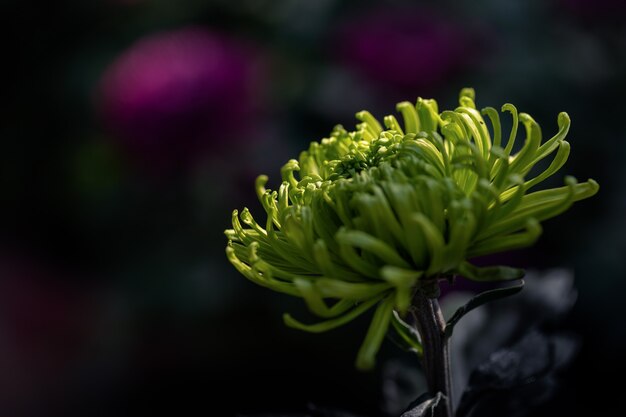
[
  {"left": 334, "top": 9, "right": 477, "bottom": 91},
  {"left": 98, "top": 27, "right": 266, "bottom": 170}
]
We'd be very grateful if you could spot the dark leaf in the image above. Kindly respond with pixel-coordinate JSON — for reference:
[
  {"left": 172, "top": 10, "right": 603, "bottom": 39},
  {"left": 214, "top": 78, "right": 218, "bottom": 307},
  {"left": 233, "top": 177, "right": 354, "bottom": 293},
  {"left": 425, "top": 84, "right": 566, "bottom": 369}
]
[
  {"left": 456, "top": 329, "right": 580, "bottom": 417},
  {"left": 400, "top": 392, "right": 444, "bottom": 417},
  {"left": 445, "top": 280, "right": 524, "bottom": 338},
  {"left": 445, "top": 270, "right": 579, "bottom": 411}
]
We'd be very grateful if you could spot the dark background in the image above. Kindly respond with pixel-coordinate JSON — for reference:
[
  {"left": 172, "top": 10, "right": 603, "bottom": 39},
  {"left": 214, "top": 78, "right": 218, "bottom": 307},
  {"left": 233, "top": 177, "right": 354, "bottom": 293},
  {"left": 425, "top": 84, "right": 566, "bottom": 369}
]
[{"left": 1, "top": 0, "right": 624, "bottom": 416}]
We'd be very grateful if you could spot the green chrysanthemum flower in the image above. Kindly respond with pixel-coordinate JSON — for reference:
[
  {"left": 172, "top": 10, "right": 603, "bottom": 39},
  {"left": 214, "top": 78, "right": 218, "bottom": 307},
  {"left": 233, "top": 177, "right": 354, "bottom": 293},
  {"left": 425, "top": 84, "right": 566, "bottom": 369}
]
[{"left": 225, "top": 88, "right": 598, "bottom": 370}]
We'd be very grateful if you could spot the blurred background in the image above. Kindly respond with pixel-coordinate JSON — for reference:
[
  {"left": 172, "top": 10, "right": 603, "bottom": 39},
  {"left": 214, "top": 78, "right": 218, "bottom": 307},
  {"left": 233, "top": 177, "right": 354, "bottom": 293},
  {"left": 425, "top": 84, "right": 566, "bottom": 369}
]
[{"left": 1, "top": 0, "right": 625, "bottom": 415}]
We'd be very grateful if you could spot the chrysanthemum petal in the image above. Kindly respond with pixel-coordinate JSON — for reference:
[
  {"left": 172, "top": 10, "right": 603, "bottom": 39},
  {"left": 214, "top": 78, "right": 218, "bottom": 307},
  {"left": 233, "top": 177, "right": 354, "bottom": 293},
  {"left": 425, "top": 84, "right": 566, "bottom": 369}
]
[
  {"left": 456, "top": 261, "right": 526, "bottom": 282},
  {"left": 283, "top": 292, "right": 387, "bottom": 333},
  {"left": 355, "top": 294, "right": 396, "bottom": 370}
]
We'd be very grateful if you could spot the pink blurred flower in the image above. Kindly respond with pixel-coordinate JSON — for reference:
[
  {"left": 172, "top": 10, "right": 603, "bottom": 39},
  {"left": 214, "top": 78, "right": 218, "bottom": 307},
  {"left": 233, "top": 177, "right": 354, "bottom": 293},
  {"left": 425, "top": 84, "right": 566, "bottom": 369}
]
[
  {"left": 97, "top": 27, "right": 266, "bottom": 171},
  {"left": 334, "top": 9, "right": 478, "bottom": 92}
]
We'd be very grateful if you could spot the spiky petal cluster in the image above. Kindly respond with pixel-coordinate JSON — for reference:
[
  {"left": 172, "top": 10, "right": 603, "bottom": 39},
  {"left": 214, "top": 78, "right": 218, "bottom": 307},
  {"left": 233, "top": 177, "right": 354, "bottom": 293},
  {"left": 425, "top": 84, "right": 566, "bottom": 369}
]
[{"left": 225, "top": 89, "right": 598, "bottom": 370}]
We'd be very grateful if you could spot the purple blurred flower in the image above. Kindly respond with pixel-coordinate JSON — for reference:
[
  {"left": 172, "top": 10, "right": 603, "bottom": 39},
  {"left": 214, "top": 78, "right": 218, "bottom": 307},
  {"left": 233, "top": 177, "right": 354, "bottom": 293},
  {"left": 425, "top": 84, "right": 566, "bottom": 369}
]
[
  {"left": 97, "top": 27, "right": 266, "bottom": 171},
  {"left": 334, "top": 9, "right": 478, "bottom": 92}
]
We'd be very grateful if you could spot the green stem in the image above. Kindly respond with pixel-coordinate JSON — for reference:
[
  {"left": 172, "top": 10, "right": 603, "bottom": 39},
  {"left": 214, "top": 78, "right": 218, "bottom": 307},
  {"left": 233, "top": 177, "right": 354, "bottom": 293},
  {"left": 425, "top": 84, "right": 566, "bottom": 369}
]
[{"left": 413, "top": 288, "right": 453, "bottom": 417}]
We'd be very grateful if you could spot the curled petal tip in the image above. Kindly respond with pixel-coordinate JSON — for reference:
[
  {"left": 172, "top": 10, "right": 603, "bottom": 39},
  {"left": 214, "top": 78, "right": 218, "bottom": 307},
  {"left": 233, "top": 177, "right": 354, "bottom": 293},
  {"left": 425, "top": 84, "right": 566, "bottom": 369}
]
[
  {"left": 587, "top": 178, "right": 600, "bottom": 192},
  {"left": 460, "top": 87, "right": 475, "bottom": 100}
]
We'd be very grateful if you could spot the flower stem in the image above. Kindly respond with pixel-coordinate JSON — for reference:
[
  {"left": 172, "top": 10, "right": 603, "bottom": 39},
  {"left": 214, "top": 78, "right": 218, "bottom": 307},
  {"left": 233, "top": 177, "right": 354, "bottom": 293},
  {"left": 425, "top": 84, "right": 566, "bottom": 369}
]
[{"left": 414, "top": 288, "right": 453, "bottom": 417}]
